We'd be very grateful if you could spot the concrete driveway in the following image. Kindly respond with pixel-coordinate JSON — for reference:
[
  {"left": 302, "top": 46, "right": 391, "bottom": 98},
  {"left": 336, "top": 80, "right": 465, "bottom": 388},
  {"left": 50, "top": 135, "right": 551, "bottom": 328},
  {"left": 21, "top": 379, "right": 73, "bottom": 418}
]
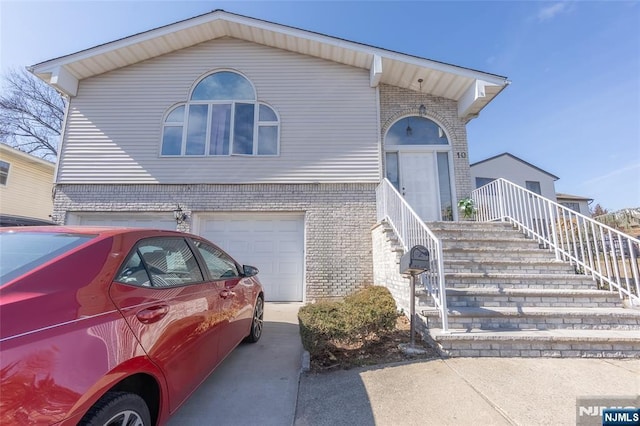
[
  {"left": 168, "top": 302, "right": 304, "bottom": 426},
  {"left": 295, "top": 357, "right": 640, "bottom": 426},
  {"left": 166, "top": 302, "right": 639, "bottom": 426}
]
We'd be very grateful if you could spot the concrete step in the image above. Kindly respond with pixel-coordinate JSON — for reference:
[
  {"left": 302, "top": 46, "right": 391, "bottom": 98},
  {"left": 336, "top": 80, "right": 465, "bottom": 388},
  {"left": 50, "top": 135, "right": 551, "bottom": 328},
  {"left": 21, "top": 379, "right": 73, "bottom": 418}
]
[
  {"left": 442, "top": 288, "right": 624, "bottom": 309},
  {"left": 444, "top": 259, "right": 576, "bottom": 275},
  {"left": 420, "top": 307, "right": 640, "bottom": 331},
  {"left": 444, "top": 273, "right": 597, "bottom": 290},
  {"left": 443, "top": 247, "right": 558, "bottom": 262},
  {"left": 441, "top": 237, "right": 542, "bottom": 250},
  {"left": 432, "top": 227, "right": 526, "bottom": 240},
  {"left": 427, "top": 328, "right": 640, "bottom": 358},
  {"left": 432, "top": 229, "right": 530, "bottom": 241},
  {"left": 427, "top": 221, "right": 516, "bottom": 232}
]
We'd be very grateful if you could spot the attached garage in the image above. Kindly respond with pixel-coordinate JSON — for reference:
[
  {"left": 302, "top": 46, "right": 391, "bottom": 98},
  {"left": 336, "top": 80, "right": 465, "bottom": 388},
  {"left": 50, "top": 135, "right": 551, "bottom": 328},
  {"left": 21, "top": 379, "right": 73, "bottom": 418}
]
[
  {"left": 68, "top": 213, "right": 177, "bottom": 230},
  {"left": 195, "top": 213, "right": 305, "bottom": 302}
]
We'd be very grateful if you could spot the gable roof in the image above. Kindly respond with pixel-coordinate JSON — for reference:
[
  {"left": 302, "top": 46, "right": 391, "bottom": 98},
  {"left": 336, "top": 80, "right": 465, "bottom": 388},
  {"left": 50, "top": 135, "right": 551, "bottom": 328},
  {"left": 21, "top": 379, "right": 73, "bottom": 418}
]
[
  {"left": 556, "top": 193, "right": 593, "bottom": 202},
  {"left": 0, "top": 143, "right": 56, "bottom": 171},
  {"left": 28, "top": 9, "right": 509, "bottom": 122},
  {"left": 470, "top": 152, "right": 560, "bottom": 180}
]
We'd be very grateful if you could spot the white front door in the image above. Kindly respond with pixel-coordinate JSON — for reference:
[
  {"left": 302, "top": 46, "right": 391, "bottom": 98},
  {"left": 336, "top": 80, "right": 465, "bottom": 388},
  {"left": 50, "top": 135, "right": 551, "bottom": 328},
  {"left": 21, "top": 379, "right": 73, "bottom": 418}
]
[{"left": 399, "top": 152, "right": 440, "bottom": 221}]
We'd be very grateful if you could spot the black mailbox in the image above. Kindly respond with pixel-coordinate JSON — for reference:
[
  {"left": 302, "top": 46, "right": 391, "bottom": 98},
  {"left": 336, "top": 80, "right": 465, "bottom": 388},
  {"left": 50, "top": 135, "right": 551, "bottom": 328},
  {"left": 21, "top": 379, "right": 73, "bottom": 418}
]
[{"left": 399, "top": 245, "right": 430, "bottom": 275}]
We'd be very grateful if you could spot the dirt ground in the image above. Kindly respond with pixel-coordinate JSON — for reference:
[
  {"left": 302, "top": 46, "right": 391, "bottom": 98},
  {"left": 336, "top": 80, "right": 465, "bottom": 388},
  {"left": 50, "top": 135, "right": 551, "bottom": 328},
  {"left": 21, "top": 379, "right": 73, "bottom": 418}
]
[{"left": 309, "top": 315, "right": 440, "bottom": 372}]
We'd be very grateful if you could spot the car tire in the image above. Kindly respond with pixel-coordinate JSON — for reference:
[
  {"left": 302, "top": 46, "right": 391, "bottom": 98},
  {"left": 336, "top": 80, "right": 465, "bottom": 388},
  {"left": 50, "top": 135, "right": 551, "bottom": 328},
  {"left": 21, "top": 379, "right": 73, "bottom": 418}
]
[
  {"left": 245, "top": 296, "right": 264, "bottom": 343},
  {"left": 78, "top": 391, "right": 151, "bottom": 426}
]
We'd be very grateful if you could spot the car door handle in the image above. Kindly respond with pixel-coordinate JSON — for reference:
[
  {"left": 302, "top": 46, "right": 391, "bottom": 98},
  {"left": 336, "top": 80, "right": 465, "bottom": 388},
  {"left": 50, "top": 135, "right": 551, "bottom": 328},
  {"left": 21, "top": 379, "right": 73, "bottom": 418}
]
[
  {"left": 136, "top": 304, "right": 169, "bottom": 324},
  {"left": 220, "top": 289, "right": 236, "bottom": 299}
]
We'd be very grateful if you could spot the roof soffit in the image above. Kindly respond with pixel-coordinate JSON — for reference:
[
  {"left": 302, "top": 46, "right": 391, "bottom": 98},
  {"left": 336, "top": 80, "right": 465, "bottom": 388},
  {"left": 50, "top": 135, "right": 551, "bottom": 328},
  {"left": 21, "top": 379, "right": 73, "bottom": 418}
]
[{"left": 29, "top": 10, "right": 509, "bottom": 116}]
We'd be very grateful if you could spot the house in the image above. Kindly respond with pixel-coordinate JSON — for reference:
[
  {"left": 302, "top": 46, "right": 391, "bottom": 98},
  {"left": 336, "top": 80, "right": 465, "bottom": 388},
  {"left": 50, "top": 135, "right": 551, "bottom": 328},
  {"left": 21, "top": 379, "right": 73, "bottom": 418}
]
[
  {"left": 470, "top": 152, "right": 594, "bottom": 216},
  {"left": 469, "top": 152, "right": 559, "bottom": 201},
  {"left": 29, "top": 10, "right": 509, "bottom": 302},
  {"left": 0, "top": 143, "right": 55, "bottom": 221},
  {"left": 556, "top": 193, "right": 592, "bottom": 216}
]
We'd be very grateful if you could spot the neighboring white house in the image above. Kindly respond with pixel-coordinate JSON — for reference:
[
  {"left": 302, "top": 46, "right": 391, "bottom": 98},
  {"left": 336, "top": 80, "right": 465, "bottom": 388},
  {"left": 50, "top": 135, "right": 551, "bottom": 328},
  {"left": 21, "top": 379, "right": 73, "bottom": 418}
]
[
  {"left": 30, "top": 10, "right": 509, "bottom": 301},
  {"left": 0, "top": 143, "right": 55, "bottom": 220},
  {"left": 556, "top": 193, "right": 593, "bottom": 216},
  {"left": 470, "top": 152, "right": 559, "bottom": 201}
]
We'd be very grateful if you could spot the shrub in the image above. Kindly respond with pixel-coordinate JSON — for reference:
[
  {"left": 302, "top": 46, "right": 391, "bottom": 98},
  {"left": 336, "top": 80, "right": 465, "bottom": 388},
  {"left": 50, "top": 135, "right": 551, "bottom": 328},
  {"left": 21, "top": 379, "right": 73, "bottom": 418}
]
[{"left": 298, "top": 286, "right": 398, "bottom": 357}]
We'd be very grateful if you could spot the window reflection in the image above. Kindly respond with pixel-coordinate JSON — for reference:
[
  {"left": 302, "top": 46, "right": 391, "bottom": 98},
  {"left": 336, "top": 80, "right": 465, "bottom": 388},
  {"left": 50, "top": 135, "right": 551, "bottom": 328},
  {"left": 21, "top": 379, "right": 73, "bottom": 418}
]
[
  {"left": 191, "top": 71, "right": 255, "bottom": 101},
  {"left": 161, "top": 71, "right": 279, "bottom": 157},
  {"left": 387, "top": 116, "right": 448, "bottom": 145}
]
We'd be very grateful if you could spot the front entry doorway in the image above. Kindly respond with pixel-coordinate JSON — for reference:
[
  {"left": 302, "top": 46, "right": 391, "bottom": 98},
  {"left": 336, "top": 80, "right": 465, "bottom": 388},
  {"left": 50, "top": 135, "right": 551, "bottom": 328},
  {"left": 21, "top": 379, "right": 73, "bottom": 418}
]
[
  {"left": 384, "top": 115, "right": 454, "bottom": 222},
  {"left": 397, "top": 152, "right": 439, "bottom": 220}
]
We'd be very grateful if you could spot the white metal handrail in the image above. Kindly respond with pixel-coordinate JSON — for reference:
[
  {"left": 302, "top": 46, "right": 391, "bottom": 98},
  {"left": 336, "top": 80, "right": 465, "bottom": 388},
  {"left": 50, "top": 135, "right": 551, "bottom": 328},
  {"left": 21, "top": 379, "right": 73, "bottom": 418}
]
[
  {"left": 376, "top": 178, "right": 449, "bottom": 332},
  {"left": 472, "top": 178, "right": 640, "bottom": 304}
]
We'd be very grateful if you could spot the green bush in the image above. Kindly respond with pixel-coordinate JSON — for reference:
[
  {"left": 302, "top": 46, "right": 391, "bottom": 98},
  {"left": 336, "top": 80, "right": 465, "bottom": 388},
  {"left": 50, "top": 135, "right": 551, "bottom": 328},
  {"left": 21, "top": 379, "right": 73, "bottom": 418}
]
[{"left": 298, "top": 286, "right": 398, "bottom": 357}]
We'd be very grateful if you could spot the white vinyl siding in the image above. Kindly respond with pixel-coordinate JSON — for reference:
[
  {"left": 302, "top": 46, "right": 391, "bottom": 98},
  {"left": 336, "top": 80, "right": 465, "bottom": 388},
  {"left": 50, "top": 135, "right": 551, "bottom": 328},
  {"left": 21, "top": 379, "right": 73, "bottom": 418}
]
[
  {"left": 0, "top": 148, "right": 54, "bottom": 220},
  {"left": 58, "top": 38, "right": 379, "bottom": 184}
]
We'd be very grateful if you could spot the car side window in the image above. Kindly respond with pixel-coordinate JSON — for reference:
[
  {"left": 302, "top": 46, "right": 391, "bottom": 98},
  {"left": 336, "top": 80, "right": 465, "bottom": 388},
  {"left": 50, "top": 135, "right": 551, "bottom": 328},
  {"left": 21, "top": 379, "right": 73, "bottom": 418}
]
[
  {"left": 115, "top": 238, "right": 204, "bottom": 287},
  {"left": 193, "top": 240, "right": 240, "bottom": 280},
  {"left": 115, "top": 252, "right": 152, "bottom": 287}
]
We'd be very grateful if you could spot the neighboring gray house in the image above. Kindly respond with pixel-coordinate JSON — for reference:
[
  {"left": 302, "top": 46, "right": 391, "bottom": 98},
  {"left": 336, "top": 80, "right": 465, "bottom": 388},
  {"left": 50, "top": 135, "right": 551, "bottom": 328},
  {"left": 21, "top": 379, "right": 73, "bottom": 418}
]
[
  {"left": 470, "top": 152, "right": 593, "bottom": 216},
  {"left": 556, "top": 193, "right": 593, "bottom": 216},
  {"left": 30, "top": 10, "right": 509, "bottom": 302},
  {"left": 470, "top": 152, "right": 559, "bottom": 201}
]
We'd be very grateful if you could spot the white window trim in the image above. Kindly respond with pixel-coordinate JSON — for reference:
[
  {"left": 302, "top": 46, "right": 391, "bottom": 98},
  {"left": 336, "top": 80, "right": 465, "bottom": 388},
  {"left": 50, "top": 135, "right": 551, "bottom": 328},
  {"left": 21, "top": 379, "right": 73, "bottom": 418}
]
[
  {"left": 0, "top": 160, "right": 10, "bottom": 186},
  {"left": 160, "top": 70, "right": 280, "bottom": 158}
]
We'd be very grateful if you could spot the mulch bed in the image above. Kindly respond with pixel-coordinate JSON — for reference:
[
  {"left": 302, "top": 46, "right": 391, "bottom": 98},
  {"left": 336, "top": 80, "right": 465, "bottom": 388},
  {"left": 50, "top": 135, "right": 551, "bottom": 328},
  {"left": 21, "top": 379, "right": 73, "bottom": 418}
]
[{"left": 308, "top": 315, "right": 440, "bottom": 372}]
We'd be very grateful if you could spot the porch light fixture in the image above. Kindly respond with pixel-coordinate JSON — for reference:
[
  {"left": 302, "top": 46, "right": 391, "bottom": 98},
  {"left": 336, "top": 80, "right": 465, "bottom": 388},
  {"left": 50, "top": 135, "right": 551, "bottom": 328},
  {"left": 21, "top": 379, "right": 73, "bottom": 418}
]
[
  {"left": 417, "top": 79, "right": 426, "bottom": 116},
  {"left": 405, "top": 118, "right": 413, "bottom": 136},
  {"left": 173, "top": 204, "right": 188, "bottom": 224}
]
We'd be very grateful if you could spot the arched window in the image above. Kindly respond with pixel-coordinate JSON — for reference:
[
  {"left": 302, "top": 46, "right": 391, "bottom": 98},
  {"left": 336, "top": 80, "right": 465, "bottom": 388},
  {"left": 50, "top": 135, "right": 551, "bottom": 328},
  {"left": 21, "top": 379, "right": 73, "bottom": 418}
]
[
  {"left": 386, "top": 116, "right": 448, "bottom": 146},
  {"left": 161, "top": 71, "right": 280, "bottom": 156}
]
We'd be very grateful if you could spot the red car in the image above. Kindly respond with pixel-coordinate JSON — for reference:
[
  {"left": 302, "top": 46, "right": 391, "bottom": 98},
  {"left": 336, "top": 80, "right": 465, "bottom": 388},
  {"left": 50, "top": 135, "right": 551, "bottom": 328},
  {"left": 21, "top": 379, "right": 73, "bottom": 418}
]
[{"left": 0, "top": 226, "right": 264, "bottom": 425}]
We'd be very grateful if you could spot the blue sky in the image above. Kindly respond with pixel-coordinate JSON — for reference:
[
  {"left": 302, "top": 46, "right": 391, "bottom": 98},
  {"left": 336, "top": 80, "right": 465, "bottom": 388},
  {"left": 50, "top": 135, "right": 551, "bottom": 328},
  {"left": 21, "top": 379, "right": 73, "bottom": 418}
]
[{"left": 1, "top": 0, "right": 638, "bottom": 211}]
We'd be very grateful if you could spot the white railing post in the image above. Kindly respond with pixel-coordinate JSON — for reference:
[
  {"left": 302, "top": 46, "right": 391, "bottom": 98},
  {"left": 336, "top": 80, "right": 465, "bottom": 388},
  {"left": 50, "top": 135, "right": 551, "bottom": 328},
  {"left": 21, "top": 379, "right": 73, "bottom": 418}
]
[{"left": 376, "top": 178, "right": 450, "bottom": 333}]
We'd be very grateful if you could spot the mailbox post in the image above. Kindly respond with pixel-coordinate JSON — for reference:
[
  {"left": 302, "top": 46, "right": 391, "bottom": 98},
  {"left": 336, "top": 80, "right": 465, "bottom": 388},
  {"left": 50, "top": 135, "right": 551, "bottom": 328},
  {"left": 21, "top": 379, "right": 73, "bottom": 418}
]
[{"left": 399, "top": 245, "right": 430, "bottom": 348}]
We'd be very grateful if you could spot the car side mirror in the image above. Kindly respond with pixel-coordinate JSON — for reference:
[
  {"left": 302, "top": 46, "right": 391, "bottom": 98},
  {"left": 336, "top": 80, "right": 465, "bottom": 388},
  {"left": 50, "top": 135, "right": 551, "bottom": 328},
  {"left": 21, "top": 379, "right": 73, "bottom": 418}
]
[{"left": 243, "top": 265, "right": 259, "bottom": 278}]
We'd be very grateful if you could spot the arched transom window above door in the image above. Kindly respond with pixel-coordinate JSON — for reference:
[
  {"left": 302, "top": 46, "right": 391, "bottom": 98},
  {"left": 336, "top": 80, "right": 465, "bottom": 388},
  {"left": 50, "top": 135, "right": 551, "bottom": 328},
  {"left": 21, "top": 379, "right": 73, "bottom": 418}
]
[
  {"left": 386, "top": 116, "right": 448, "bottom": 145},
  {"left": 161, "top": 71, "right": 280, "bottom": 157}
]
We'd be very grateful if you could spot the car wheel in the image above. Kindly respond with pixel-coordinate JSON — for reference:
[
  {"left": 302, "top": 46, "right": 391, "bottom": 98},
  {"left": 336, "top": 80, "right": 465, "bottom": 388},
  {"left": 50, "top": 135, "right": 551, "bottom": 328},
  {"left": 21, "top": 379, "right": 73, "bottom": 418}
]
[
  {"left": 79, "top": 391, "right": 151, "bottom": 426},
  {"left": 245, "top": 296, "right": 264, "bottom": 343}
]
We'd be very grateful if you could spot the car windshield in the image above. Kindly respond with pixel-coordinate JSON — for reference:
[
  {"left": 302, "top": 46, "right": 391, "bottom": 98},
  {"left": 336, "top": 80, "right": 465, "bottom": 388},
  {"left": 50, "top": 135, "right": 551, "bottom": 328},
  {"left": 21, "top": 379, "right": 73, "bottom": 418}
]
[{"left": 0, "top": 231, "right": 96, "bottom": 285}]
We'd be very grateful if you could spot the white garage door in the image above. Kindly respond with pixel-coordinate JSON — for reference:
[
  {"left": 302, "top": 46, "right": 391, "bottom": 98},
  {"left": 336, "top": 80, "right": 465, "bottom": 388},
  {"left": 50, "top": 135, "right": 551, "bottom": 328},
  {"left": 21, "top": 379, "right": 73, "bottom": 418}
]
[
  {"left": 197, "top": 213, "right": 304, "bottom": 302},
  {"left": 71, "top": 213, "right": 177, "bottom": 230}
]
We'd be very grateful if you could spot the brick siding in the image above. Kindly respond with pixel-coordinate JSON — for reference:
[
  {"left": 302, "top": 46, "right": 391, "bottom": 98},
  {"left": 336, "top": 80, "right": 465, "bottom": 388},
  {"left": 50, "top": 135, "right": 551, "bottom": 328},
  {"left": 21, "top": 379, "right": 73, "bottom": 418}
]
[
  {"left": 379, "top": 84, "right": 473, "bottom": 201},
  {"left": 53, "top": 183, "right": 376, "bottom": 301}
]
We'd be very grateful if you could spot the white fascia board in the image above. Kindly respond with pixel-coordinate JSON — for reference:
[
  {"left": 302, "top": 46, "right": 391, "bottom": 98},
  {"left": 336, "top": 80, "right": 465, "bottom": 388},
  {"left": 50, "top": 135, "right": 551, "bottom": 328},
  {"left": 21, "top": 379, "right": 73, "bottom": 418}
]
[
  {"left": 370, "top": 55, "right": 382, "bottom": 87},
  {"left": 49, "top": 66, "right": 79, "bottom": 97},
  {"left": 0, "top": 144, "right": 56, "bottom": 170},
  {"left": 458, "top": 80, "right": 486, "bottom": 118},
  {"left": 29, "top": 12, "right": 231, "bottom": 73}
]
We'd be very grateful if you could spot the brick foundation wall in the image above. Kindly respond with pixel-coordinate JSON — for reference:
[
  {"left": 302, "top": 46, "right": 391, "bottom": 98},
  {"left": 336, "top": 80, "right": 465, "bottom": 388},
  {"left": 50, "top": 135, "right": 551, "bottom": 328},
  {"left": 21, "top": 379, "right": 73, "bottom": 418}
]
[
  {"left": 371, "top": 222, "right": 412, "bottom": 313},
  {"left": 53, "top": 183, "right": 377, "bottom": 301}
]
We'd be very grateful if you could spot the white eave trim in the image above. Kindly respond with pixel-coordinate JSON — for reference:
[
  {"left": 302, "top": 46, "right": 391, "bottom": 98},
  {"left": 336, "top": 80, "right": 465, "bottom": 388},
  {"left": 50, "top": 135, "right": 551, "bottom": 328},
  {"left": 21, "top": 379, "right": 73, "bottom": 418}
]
[
  {"left": 370, "top": 55, "right": 382, "bottom": 87},
  {"left": 50, "top": 66, "right": 79, "bottom": 97},
  {"left": 29, "top": 10, "right": 508, "bottom": 91},
  {"left": 458, "top": 80, "right": 487, "bottom": 118}
]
